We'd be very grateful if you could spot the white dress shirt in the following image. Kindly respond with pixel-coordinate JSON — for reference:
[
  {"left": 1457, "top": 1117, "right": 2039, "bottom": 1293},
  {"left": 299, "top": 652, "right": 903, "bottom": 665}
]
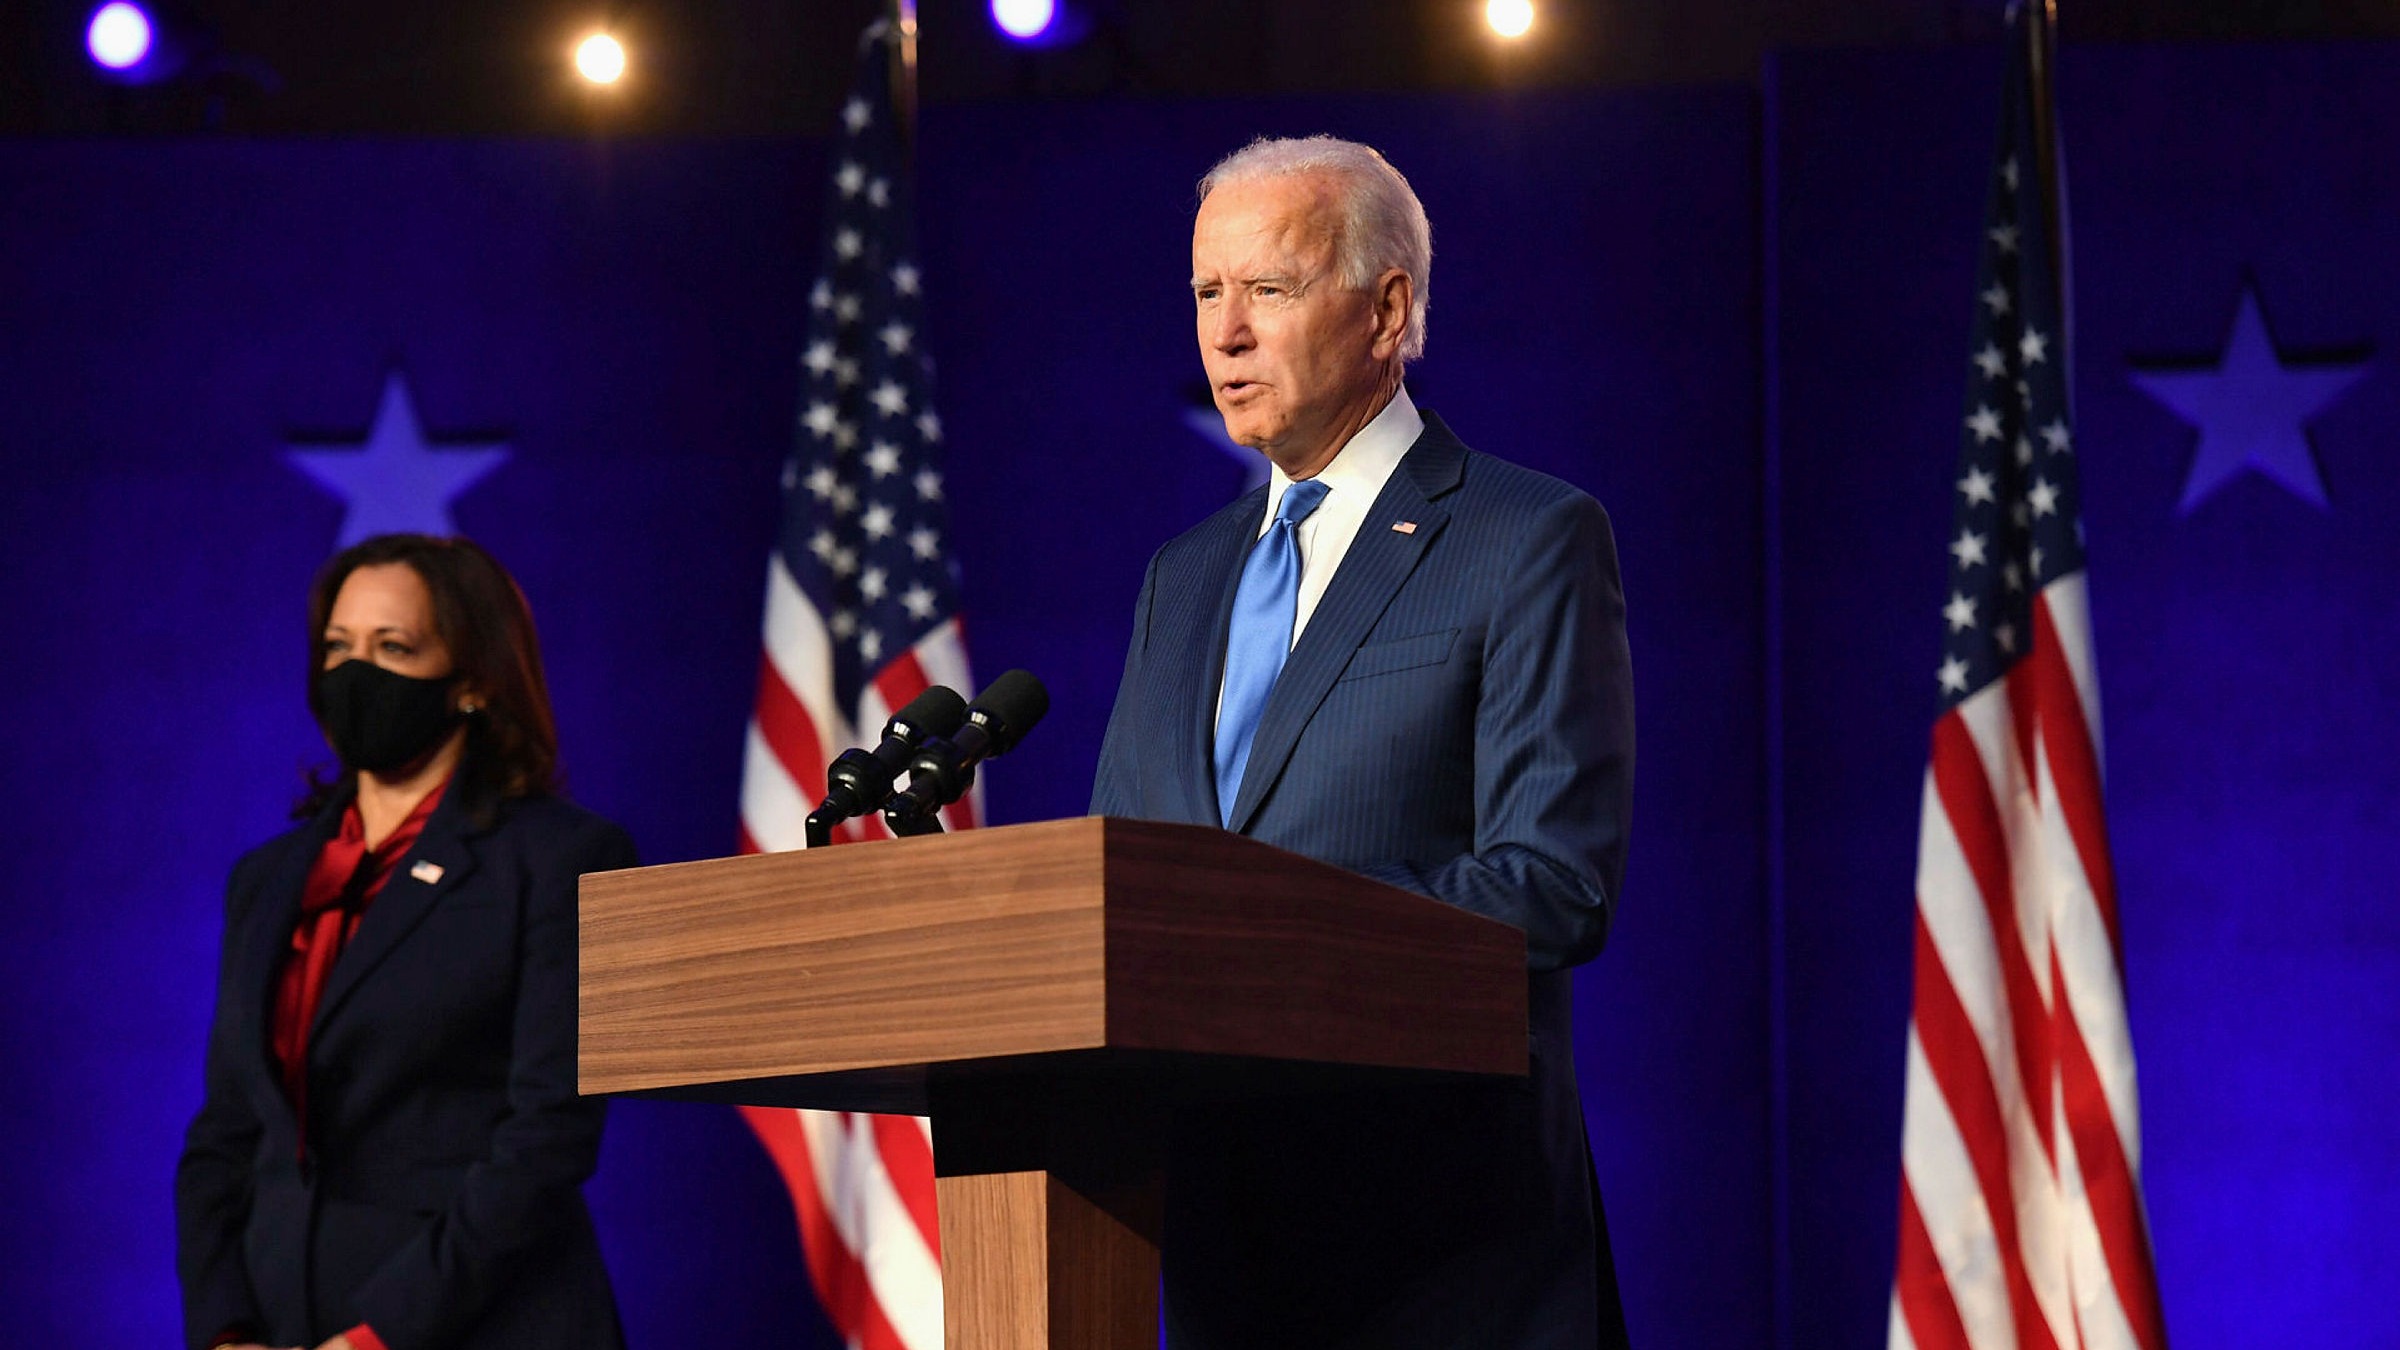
[
  {"left": 1257, "top": 384, "right": 1423, "bottom": 646},
  {"left": 1215, "top": 386, "right": 1423, "bottom": 728}
]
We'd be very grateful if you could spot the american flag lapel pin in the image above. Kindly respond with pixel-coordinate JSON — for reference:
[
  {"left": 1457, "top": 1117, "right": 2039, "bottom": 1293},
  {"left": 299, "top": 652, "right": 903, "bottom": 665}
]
[
  {"left": 1391, "top": 520, "right": 1418, "bottom": 535},
  {"left": 409, "top": 860, "right": 445, "bottom": 885}
]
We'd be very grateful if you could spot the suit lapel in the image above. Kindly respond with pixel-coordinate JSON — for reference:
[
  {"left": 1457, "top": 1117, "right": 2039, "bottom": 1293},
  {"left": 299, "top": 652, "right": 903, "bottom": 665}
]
[
  {"left": 308, "top": 784, "right": 485, "bottom": 1039},
  {"left": 234, "top": 803, "right": 341, "bottom": 1127},
  {"left": 1226, "top": 416, "right": 1468, "bottom": 834},
  {"left": 1176, "top": 490, "right": 1267, "bottom": 827}
]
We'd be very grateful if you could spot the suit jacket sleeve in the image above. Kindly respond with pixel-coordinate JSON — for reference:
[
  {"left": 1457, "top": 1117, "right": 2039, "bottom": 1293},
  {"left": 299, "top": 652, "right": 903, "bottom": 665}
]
[
  {"left": 347, "top": 812, "right": 638, "bottom": 1349},
  {"left": 175, "top": 854, "right": 274, "bottom": 1347},
  {"left": 1359, "top": 491, "right": 1634, "bottom": 972},
  {"left": 1090, "top": 550, "right": 1161, "bottom": 819}
]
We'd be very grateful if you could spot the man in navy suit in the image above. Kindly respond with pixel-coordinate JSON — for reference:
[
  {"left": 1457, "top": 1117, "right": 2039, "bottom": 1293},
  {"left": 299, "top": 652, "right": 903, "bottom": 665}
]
[{"left": 1090, "top": 136, "right": 1636, "bottom": 1348}]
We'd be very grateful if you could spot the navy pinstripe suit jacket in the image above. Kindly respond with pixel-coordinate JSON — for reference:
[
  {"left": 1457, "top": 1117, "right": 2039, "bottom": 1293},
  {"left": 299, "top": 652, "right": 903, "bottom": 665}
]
[{"left": 1091, "top": 411, "right": 1636, "bottom": 1349}]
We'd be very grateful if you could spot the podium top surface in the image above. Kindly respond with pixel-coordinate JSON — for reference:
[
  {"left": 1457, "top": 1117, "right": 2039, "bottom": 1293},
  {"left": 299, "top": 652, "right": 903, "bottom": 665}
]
[{"left": 578, "top": 817, "right": 1527, "bottom": 1108}]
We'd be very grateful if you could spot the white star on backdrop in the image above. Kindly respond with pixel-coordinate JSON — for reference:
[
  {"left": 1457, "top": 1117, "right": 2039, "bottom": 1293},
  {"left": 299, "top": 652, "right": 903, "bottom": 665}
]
[
  {"left": 2131, "top": 284, "right": 2370, "bottom": 513},
  {"left": 286, "top": 373, "right": 507, "bottom": 547}
]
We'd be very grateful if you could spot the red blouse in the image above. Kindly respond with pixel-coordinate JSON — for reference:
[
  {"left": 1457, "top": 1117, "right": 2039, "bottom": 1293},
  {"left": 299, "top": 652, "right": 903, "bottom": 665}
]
[
  {"left": 269, "top": 778, "right": 447, "bottom": 1128},
  {"left": 238, "top": 779, "right": 448, "bottom": 1350}
]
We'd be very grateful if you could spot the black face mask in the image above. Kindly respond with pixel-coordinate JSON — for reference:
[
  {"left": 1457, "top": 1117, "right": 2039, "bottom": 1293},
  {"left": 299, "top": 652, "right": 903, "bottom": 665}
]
[{"left": 316, "top": 659, "right": 462, "bottom": 774}]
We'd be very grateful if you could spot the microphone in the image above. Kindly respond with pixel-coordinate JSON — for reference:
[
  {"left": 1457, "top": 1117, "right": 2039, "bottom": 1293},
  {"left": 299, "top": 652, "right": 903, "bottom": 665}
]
[
  {"left": 805, "top": 685, "right": 968, "bottom": 847},
  {"left": 882, "top": 669, "right": 1050, "bottom": 835}
]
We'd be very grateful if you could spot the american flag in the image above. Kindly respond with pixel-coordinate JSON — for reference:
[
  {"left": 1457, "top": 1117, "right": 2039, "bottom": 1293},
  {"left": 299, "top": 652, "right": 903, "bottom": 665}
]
[
  {"left": 733, "top": 24, "right": 960, "bottom": 1350},
  {"left": 1889, "top": 7, "right": 2168, "bottom": 1350}
]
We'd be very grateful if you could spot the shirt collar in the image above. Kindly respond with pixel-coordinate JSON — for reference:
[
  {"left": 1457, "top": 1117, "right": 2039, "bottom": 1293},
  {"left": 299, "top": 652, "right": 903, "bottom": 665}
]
[{"left": 1265, "top": 384, "right": 1423, "bottom": 518}]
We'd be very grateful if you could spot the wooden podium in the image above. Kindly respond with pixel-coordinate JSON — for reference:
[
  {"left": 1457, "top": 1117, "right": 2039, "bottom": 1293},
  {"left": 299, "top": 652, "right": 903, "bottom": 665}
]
[{"left": 578, "top": 816, "right": 1526, "bottom": 1349}]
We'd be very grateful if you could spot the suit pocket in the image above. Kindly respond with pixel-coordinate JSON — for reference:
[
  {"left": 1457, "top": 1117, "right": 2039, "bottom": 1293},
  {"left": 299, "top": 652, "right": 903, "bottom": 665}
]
[{"left": 1336, "top": 628, "right": 1458, "bottom": 683}]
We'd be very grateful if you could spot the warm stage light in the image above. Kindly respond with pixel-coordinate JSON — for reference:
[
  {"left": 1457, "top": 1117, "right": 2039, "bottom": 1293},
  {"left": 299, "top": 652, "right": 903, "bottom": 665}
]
[
  {"left": 86, "top": 2, "right": 153, "bottom": 70},
  {"left": 991, "top": 0, "right": 1057, "bottom": 42},
  {"left": 1485, "top": 0, "right": 1535, "bottom": 39},
  {"left": 575, "top": 33, "right": 627, "bottom": 84}
]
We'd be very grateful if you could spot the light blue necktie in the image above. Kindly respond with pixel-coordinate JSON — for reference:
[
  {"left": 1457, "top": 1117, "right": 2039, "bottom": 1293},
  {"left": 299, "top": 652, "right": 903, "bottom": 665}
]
[{"left": 1214, "top": 477, "right": 1331, "bottom": 825}]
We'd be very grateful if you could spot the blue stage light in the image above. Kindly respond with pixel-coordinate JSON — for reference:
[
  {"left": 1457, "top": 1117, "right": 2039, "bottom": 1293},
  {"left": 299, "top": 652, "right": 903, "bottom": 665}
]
[
  {"left": 86, "top": 2, "right": 153, "bottom": 71},
  {"left": 990, "top": 0, "right": 1057, "bottom": 42}
]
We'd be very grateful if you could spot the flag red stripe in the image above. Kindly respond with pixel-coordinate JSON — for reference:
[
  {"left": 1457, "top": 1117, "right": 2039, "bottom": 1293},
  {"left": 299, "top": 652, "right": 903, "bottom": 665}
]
[
  {"left": 2052, "top": 950, "right": 2168, "bottom": 1350},
  {"left": 2030, "top": 596, "right": 2122, "bottom": 957},
  {"left": 1930, "top": 712, "right": 2057, "bottom": 1162},
  {"left": 755, "top": 652, "right": 833, "bottom": 807},
  {"left": 855, "top": 1290, "right": 914, "bottom": 1350},
  {"left": 870, "top": 1113, "right": 942, "bottom": 1260},
  {"left": 1912, "top": 915, "right": 2061, "bottom": 1350},
  {"left": 1894, "top": 1176, "right": 1976, "bottom": 1350},
  {"left": 2006, "top": 662, "right": 2040, "bottom": 804},
  {"left": 738, "top": 1106, "right": 864, "bottom": 1327},
  {"left": 740, "top": 1106, "right": 923, "bottom": 1350},
  {"left": 869, "top": 648, "right": 932, "bottom": 723}
]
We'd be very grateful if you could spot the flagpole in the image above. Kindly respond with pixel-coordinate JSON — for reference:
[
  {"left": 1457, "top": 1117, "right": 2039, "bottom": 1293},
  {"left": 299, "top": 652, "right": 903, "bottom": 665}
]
[
  {"left": 890, "top": 0, "right": 919, "bottom": 160},
  {"left": 2022, "top": 0, "right": 2063, "bottom": 285}
]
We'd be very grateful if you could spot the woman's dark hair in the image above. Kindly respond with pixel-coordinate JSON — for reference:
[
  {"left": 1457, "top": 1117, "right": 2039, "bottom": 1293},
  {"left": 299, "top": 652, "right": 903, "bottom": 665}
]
[{"left": 296, "top": 533, "right": 561, "bottom": 818}]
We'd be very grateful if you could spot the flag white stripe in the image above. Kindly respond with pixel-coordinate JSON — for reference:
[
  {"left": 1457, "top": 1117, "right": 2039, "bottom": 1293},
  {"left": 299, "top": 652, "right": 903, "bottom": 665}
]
[
  {"left": 2033, "top": 739, "right": 2145, "bottom": 1153},
  {"left": 763, "top": 555, "right": 857, "bottom": 755},
  {"left": 2057, "top": 1109, "right": 2142, "bottom": 1350},
  {"left": 1954, "top": 683, "right": 2060, "bottom": 1010},
  {"left": 2041, "top": 574, "right": 2104, "bottom": 777},
  {"left": 1918, "top": 775, "right": 2080, "bottom": 1347},
  {"left": 739, "top": 720, "right": 814, "bottom": 854},
  {"left": 800, "top": 1113, "right": 943, "bottom": 1350},
  {"left": 1915, "top": 776, "right": 2011, "bottom": 1084},
  {"left": 1901, "top": 1026, "right": 2015, "bottom": 1350}
]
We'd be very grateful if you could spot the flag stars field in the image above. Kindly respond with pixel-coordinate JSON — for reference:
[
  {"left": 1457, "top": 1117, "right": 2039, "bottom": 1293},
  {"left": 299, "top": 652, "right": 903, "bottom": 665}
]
[
  {"left": 1960, "top": 466, "right": 1998, "bottom": 505},
  {"left": 737, "top": 36, "right": 987, "bottom": 1345}
]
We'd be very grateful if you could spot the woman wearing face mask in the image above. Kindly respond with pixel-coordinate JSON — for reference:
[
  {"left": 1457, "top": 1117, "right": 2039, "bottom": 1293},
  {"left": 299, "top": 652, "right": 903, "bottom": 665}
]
[{"left": 175, "top": 533, "right": 634, "bottom": 1350}]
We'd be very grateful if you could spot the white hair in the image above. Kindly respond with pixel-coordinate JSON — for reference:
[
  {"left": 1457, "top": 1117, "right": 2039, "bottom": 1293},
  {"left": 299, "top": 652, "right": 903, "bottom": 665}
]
[{"left": 1198, "top": 135, "right": 1433, "bottom": 363}]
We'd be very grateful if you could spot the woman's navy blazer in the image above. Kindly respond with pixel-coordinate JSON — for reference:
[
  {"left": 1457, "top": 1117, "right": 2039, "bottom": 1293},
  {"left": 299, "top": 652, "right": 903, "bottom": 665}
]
[{"left": 176, "top": 777, "right": 636, "bottom": 1350}]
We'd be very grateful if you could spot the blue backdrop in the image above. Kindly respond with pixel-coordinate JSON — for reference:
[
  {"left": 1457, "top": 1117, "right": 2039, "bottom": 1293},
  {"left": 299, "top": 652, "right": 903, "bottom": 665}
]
[{"left": 0, "top": 39, "right": 2390, "bottom": 1348}]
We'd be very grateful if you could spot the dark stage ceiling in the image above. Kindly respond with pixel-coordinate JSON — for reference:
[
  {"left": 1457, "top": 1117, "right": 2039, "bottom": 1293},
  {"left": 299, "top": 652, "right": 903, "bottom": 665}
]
[{"left": 8, "top": 0, "right": 2400, "bottom": 138}]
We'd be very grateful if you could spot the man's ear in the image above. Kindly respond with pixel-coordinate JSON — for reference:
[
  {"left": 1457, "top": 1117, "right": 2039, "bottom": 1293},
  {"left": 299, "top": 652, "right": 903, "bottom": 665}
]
[{"left": 1370, "top": 268, "right": 1413, "bottom": 360}]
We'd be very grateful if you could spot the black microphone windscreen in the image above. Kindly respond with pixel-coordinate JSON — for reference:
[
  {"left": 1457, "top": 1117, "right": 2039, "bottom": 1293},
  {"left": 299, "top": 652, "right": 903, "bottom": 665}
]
[
  {"left": 890, "top": 684, "right": 967, "bottom": 740},
  {"left": 968, "top": 669, "right": 1050, "bottom": 755}
]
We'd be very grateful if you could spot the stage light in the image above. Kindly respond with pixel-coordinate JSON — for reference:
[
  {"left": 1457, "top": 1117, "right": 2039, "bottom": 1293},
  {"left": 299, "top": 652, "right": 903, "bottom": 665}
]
[
  {"left": 86, "top": 2, "right": 153, "bottom": 71},
  {"left": 1485, "top": 0, "right": 1535, "bottom": 39},
  {"left": 575, "top": 33, "right": 626, "bottom": 84},
  {"left": 991, "top": 0, "right": 1056, "bottom": 42}
]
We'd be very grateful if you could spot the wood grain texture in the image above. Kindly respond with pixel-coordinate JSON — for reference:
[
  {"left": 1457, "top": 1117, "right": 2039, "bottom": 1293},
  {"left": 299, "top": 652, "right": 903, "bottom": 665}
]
[
  {"left": 936, "top": 1170, "right": 1160, "bottom": 1350},
  {"left": 579, "top": 819, "right": 1110, "bottom": 1095},
  {"left": 580, "top": 818, "right": 1523, "bottom": 1350},
  {"left": 1098, "top": 818, "right": 1527, "bottom": 1074},
  {"left": 578, "top": 816, "right": 1525, "bottom": 1098}
]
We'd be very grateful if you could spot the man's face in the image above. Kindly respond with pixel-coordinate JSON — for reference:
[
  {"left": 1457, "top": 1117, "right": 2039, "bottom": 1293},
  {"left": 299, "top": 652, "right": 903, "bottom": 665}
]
[{"left": 1191, "top": 174, "right": 1388, "bottom": 474}]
